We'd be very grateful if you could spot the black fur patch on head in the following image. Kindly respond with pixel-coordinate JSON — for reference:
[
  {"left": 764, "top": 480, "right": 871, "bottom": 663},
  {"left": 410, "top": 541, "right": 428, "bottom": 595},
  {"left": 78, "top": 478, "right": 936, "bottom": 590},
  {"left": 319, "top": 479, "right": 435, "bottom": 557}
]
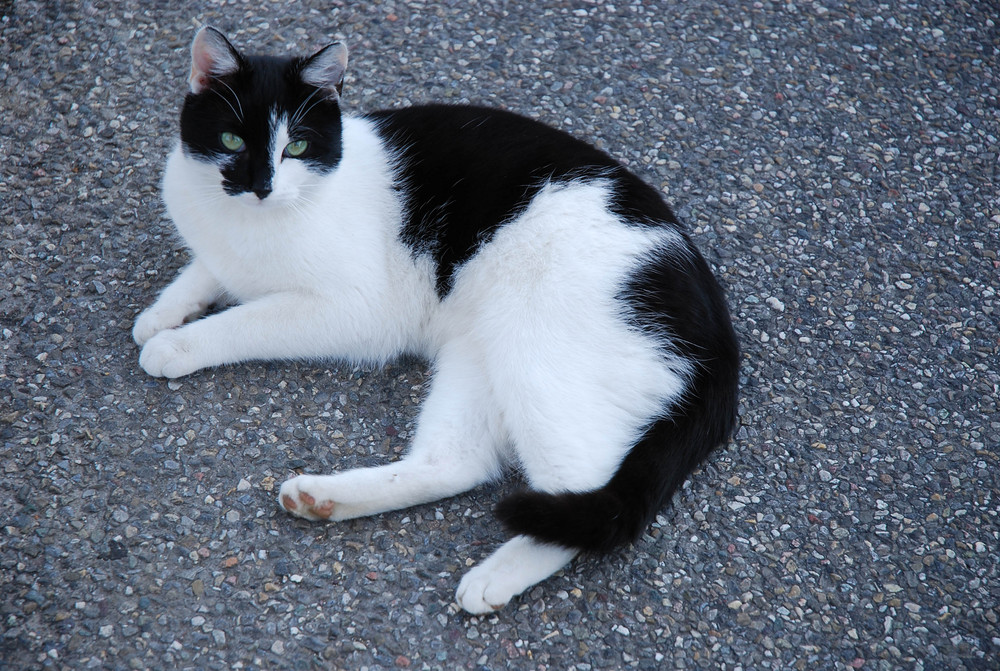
[{"left": 179, "top": 47, "right": 344, "bottom": 199}]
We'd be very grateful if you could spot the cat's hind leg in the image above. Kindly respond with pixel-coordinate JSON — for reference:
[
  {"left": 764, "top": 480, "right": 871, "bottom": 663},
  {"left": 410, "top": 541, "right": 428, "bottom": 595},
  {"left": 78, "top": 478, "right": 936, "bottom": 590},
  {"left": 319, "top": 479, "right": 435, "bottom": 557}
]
[
  {"left": 451, "top": 434, "right": 622, "bottom": 614},
  {"left": 450, "top": 319, "right": 679, "bottom": 612},
  {"left": 278, "top": 424, "right": 498, "bottom": 521},
  {"left": 279, "top": 340, "right": 503, "bottom": 521}
]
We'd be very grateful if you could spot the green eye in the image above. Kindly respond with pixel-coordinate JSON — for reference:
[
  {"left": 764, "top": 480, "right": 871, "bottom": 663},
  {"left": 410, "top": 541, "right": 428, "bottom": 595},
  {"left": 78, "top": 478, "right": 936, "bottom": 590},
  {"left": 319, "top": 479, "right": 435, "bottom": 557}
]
[
  {"left": 285, "top": 140, "right": 309, "bottom": 157},
  {"left": 220, "top": 132, "right": 245, "bottom": 152}
]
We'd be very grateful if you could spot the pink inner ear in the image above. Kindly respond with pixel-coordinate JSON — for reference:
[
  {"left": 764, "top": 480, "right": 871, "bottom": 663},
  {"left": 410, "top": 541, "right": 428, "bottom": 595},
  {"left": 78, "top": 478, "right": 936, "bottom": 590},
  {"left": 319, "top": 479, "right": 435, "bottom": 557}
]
[
  {"left": 189, "top": 28, "right": 239, "bottom": 93},
  {"left": 193, "top": 45, "right": 214, "bottom": 77},
  {"left": 189, "top": 67, "right": 211, "bottom": 94}
]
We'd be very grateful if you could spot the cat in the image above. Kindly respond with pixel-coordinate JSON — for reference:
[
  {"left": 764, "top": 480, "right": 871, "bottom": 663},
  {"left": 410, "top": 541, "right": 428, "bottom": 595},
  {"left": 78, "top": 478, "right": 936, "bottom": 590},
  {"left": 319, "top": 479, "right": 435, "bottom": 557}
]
[{"left": 133, "top": 26, "right": 740, "bottom": 614}]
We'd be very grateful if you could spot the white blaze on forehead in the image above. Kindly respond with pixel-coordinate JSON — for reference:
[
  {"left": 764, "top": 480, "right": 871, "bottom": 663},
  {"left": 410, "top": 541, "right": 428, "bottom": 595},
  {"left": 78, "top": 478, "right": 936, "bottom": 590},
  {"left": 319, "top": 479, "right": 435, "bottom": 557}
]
[
  {"left": 263, "top": 112, "right": 310, "bottom": 207},
  {"left": 272, "top": 112, "right": 290, "bottom": 173}
]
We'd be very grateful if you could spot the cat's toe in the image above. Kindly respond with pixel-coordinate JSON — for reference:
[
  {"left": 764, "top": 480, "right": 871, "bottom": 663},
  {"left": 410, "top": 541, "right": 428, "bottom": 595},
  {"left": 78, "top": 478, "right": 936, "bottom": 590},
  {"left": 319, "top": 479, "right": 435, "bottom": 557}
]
[
  {"left": 455, "top": 565, "right": 516, "bottom": 614},
  {"left": 278, "top": 476, "right": 337, "bottom": 521},
  {"left": 139, "top": 330, "right": 201, "bottom": 378}
]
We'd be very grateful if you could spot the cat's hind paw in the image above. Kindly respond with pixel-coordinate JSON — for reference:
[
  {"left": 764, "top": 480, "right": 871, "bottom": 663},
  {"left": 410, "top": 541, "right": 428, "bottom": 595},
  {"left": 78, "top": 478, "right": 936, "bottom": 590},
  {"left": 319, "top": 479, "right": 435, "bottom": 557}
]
[
  {"left": 278, "top": 475, "right": 338, "bottom": 521},
  {"left": 455, "top": 564, "right": 518, "bottom": 614},
  {"left": 455, "top": 536, "right": 578, "bottom": 614},
  {"left": 139, "top": 329, "right": 204, "bottom": 378}
]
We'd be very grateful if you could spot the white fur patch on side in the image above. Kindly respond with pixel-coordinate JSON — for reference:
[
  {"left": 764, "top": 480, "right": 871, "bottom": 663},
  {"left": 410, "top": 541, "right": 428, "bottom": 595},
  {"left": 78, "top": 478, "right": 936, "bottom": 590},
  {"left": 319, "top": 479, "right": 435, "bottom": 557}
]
[{"left": 431, "top": 180, "right": 691, "bottom": 493}]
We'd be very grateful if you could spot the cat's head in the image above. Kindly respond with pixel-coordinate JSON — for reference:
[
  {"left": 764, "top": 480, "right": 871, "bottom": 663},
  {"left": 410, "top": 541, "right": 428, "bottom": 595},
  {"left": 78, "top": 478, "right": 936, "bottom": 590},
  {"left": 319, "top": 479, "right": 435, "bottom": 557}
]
[{"left": 178, "top": 27, "right": 348, "bottom": 208}]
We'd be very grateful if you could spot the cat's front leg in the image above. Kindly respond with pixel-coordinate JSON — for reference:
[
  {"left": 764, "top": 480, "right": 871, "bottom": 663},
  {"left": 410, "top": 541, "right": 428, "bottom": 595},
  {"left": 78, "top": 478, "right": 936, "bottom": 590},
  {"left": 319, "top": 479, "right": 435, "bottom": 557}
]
[
  {"left": 139, "top": 327, "right": 211, "bottom": 379},
  {"left": 133, "top": 260, "right": 224, "bottom": 346},
  {"left": 456, "top": 536, "right": 578, "bottom": 614},
  {"left": 138, "top": 291, "right": 352, "bottom": 378}
]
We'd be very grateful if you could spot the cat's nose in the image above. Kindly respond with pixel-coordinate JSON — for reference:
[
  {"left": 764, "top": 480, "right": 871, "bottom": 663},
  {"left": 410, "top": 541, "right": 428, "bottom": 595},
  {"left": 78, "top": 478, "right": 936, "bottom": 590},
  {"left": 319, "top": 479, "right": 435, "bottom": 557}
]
[{"left": 254, "top": 186, "right": 272, "bottom": 200}]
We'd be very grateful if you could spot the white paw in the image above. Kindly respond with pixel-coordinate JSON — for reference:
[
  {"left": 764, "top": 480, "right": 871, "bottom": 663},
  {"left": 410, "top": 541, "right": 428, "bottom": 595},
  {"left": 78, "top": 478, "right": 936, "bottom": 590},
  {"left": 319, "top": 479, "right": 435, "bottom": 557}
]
[
  {"left": 454, "top": 537, "right": 578, "bottom": 614},
  {"left": 278, "top": 475, "right": 338, "bottom": 521},
  {"left": 139, "top": 329, "right": 203, "bottom": 378},
  {"left": 456, "top": 563, "right": 520, "bottom": 614},
  {"left": 133, "top": 307, "right": 185, "bottom": 346}
]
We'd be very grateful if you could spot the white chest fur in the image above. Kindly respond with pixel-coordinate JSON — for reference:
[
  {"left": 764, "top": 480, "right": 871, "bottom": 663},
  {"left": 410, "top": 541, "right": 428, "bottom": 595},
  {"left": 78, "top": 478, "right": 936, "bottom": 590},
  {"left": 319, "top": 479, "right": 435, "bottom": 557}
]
[
  {"left": 157, "top": 117, "right": 438, "bottom": 361},
  {"left": 162, "top": 118, "right": 412, "bottom": 302}
]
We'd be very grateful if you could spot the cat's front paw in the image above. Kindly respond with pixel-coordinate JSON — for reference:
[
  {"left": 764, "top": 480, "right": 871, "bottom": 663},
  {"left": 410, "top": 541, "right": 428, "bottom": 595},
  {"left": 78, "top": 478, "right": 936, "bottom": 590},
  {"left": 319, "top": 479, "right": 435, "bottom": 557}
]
[
  {"left": 139, "top": 329, "right": 204, "bottom": 378},
  {"left": 278, "top": 475, "right": 338, "bottom": 521},
  {"left": 455, "top": 564, "right": 519, "bottom": 614},
  {"left": 133, "top": 307, "right": 184, "bottom": 346}
]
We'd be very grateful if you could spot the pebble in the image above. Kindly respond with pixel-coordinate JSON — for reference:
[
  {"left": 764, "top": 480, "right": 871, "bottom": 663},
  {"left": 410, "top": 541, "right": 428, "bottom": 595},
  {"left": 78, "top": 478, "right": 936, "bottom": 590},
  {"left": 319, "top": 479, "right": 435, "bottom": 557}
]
[{"left": 191, "top": 580, "right": 205, "bottom": 597}]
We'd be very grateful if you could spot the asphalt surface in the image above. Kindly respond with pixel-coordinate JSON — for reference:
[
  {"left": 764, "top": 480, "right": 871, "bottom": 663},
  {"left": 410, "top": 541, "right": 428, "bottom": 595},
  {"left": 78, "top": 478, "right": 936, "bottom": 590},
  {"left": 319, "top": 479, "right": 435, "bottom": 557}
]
[{"left": 1, "top": 1, "right": 998, "bottom": 669}]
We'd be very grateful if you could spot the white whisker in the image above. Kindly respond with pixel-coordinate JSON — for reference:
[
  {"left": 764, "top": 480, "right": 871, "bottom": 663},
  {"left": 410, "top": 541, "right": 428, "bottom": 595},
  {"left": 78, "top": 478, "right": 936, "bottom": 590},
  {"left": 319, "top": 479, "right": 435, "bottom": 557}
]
[
  {"left": 217, "top": 79, "right": 245, "bottom": 122},
  {"left": 296, "top": 97, "right": 327, "bottom": 128},
  {"left": 290, "top": 87, "right": 321, "bottom": 128},
  {"left": 210, "top": 88, "right": 242, "bottom": 123}
]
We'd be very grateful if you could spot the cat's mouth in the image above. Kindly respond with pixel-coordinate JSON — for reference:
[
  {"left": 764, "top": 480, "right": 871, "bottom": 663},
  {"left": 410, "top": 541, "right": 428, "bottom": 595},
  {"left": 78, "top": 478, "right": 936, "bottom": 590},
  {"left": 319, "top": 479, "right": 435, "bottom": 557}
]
[{"left": 232, "top": 190, "right": 290, "bottom": 210}]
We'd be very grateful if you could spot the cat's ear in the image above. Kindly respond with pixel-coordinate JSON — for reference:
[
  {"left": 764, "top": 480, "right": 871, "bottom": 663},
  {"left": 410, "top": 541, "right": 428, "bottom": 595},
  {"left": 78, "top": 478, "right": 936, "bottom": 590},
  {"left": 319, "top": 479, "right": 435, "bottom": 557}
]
[
  {"left": 189, "top": 27, "right": 242, "bottom": 94},
  {"left": 300, "top": 43, "right": 349, "bottom": 99}
]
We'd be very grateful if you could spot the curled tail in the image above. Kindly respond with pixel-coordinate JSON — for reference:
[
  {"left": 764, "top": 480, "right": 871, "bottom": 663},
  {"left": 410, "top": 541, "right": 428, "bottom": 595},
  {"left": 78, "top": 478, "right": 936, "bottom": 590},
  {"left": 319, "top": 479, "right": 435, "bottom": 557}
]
[
  {"left": 496, "top": 241, "right": 739, "bottom": 553},
  {"left": 495, "top": 390, "right": 737, "bottom": 553}
]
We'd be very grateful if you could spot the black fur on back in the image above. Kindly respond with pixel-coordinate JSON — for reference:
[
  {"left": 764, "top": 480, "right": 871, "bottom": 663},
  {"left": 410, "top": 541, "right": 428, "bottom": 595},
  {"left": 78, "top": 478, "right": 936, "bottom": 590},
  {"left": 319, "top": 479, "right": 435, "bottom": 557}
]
[
  {"left": 496, "top": 239, "right": 740, "bottom": 553},
  {"left": 366, "top": 104, "right": 680, "bottom": 297}
]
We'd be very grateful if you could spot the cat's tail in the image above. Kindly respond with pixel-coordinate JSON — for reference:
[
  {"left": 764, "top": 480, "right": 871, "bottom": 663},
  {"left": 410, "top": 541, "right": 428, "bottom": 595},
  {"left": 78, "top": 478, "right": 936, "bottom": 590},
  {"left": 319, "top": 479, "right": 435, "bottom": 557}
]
[
  {"left": 496, "top": 244, "right": 740, "bottom": 553},
  {"left": 494, "top": 391, "right": 737, "bottom": 553}
]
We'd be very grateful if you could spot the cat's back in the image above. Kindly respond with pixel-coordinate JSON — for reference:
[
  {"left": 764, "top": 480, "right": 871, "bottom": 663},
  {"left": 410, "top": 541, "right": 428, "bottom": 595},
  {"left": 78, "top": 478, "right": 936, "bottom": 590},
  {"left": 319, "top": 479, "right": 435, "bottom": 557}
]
[
  {"left": 363, "top": 104, "right": 681, "bottom": 296},
  {"left": 366, "top": 104, "right": 622, "bottom": 178}
]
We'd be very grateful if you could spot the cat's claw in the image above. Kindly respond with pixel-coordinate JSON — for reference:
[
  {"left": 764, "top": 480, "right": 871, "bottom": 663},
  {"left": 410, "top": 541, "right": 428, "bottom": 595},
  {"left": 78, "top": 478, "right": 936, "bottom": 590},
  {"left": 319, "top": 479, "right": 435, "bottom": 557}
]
[
  {"left": 139, "top": 329, "right": 202, "bottom": 378},
  {"left": 278, "top": 475, "right": 337, "bottom": 521}
]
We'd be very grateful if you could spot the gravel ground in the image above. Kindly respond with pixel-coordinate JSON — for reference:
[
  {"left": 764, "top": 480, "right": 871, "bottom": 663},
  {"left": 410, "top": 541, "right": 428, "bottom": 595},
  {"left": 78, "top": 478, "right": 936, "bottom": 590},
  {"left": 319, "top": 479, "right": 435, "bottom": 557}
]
[{"left": 2, "top": 0, "right": 998, "bottom": 669}]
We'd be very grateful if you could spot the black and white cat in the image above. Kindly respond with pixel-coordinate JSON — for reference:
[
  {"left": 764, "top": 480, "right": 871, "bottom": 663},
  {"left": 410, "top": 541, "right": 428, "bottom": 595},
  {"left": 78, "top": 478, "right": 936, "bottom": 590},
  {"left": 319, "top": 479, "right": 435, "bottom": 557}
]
[{"left": 134, "top": 27, "right": 739, "bottom": 614}]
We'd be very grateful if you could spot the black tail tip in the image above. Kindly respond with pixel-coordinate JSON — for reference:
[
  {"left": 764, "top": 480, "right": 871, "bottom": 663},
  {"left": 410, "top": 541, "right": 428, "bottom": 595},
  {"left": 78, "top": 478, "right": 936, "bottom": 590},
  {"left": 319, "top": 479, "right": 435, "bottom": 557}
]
[
  {"left": 495, "top": 489, "right": 636, "bottom": 554},
  {"left": 494, "top": 490, "right": 555, "bottom": 532}
]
